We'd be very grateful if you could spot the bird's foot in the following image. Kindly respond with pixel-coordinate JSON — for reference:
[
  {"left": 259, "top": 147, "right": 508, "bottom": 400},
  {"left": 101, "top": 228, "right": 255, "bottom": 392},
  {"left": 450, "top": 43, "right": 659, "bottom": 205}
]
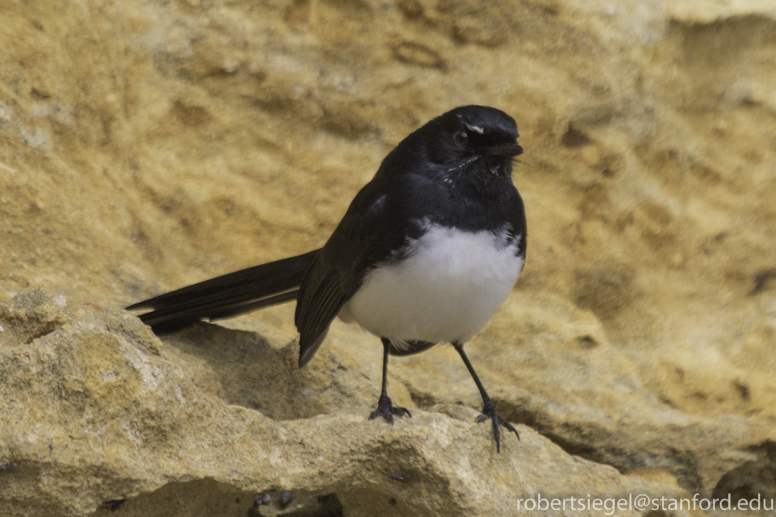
[
  {"left": 475, "top": 400, "right": 519, "bottom": 453},
  {"left": 368, "top": 393, "right": 412, "bottom": 424}
]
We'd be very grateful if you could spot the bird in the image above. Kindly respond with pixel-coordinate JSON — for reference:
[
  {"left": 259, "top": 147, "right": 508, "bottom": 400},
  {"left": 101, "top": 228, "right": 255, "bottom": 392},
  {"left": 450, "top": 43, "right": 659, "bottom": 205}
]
[{"left": 127, "top": 105, "right": 527, "bottom": 452}]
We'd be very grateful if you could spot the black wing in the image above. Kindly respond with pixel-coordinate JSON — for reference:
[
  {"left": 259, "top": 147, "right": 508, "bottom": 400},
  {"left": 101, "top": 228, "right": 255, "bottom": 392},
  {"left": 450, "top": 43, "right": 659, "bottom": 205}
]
[{"left": 294, "top": 175, "right": 420, "bottom": 366}]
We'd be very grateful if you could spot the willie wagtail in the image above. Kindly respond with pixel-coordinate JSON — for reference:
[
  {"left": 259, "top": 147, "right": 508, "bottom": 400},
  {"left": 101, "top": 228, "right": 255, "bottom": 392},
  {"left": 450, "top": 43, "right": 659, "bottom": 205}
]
[{"left": 128, "top": 105, "right": 526, "bottom": 452}]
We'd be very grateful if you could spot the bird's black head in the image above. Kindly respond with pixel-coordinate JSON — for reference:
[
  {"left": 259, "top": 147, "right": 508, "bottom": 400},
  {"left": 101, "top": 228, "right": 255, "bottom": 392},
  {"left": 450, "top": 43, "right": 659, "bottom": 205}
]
[{"left": 421, "top": 105, "right": 523, "bottom": 188}]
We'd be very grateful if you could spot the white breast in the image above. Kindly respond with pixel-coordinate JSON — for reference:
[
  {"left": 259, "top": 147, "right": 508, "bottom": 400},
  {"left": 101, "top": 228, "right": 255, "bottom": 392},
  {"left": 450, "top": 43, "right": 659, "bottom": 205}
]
[{"left": 339, "top": 223, "right": 524, "bottom": 346}]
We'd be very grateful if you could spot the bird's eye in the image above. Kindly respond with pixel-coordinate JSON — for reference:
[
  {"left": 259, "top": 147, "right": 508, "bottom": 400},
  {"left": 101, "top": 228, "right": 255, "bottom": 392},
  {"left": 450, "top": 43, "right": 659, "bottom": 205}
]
[{"left": 453, "top": 130, "right": 468, "bottom": 144}]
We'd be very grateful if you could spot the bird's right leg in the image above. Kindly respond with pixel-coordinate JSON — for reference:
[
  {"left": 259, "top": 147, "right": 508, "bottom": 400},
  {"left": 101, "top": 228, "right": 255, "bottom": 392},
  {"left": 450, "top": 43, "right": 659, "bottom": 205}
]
[{"left": 369, "top": 338, "right": 412, "bottom": 424}]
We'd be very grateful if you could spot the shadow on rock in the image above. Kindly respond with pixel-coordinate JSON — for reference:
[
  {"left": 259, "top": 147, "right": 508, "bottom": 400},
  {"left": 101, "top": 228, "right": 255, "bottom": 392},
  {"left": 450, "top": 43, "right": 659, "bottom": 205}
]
[{"left": 161, "top": 322, "right": 380, "bottom": 421}]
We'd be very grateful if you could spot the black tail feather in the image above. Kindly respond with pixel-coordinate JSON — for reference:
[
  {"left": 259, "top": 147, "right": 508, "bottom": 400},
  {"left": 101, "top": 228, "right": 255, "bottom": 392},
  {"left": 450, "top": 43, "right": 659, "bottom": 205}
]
[{"left": 127, "top": 249, "right": 320, "bottom": 331}]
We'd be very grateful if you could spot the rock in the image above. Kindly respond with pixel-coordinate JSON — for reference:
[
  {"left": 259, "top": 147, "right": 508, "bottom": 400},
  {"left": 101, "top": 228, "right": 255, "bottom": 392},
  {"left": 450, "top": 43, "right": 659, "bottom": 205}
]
[
  {"left": 1, "top": 0, "right": 775, "bottom": 515},
  {"left": 0, "top": 295, "right": 705, "bottom": 517},
  {"left": 0, "top": 288, "right": 70, "bottom": 345}
]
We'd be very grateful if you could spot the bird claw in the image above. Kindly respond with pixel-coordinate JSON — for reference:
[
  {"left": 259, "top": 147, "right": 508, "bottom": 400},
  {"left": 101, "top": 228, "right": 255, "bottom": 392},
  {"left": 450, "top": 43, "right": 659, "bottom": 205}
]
[
  {"left": 369, "top": 393, "right": 412, "bottom": 424},
  {"left": 475, "top": 402, "right": 519, "bottom": 453}
]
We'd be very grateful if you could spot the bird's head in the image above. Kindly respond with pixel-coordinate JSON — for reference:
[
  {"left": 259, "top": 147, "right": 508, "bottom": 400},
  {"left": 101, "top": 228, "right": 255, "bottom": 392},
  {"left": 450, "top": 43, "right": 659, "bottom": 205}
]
[{"left": 423, "top": 105, "right": 523, "bottom": 188}]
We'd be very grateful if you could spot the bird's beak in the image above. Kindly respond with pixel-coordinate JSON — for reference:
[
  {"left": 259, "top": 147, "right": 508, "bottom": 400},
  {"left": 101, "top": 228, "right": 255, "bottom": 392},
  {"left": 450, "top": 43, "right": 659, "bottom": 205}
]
[{"left": 486, "top": 143, "right": 524, "bottom": 157}]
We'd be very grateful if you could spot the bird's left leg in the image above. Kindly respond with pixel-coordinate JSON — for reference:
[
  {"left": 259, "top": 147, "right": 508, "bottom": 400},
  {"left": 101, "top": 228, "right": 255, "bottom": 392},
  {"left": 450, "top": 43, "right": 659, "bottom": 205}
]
[{"left": 453, "top": 341, "right": 519, "bottom": 453}]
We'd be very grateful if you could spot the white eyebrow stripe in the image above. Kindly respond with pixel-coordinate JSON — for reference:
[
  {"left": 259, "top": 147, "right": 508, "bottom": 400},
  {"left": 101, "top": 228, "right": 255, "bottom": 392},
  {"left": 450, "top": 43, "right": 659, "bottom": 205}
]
[{"left": 464, "top": 123, "right": 484, "bottom": 134}]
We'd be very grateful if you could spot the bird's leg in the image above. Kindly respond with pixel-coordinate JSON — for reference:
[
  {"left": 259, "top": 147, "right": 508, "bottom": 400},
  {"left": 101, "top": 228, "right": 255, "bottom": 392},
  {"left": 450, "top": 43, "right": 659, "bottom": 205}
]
[
  {"left": 453, "top": 341, "right": 519, "bottom": 453},
  {"left": 369, "top": 338, "right": 412, "bottom": 424}
]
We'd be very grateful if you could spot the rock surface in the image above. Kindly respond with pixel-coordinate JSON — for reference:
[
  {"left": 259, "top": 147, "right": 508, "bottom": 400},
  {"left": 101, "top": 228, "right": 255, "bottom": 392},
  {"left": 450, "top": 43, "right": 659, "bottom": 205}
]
[{"left": 1, "top": 0, "right": 775, "bottom": 516}]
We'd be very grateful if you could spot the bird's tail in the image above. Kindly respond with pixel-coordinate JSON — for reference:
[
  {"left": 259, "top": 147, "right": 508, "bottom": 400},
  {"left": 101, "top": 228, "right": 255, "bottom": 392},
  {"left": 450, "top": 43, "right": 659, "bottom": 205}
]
[{"left": 127, "top": 250, "right": 320, "bottom": 331}]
